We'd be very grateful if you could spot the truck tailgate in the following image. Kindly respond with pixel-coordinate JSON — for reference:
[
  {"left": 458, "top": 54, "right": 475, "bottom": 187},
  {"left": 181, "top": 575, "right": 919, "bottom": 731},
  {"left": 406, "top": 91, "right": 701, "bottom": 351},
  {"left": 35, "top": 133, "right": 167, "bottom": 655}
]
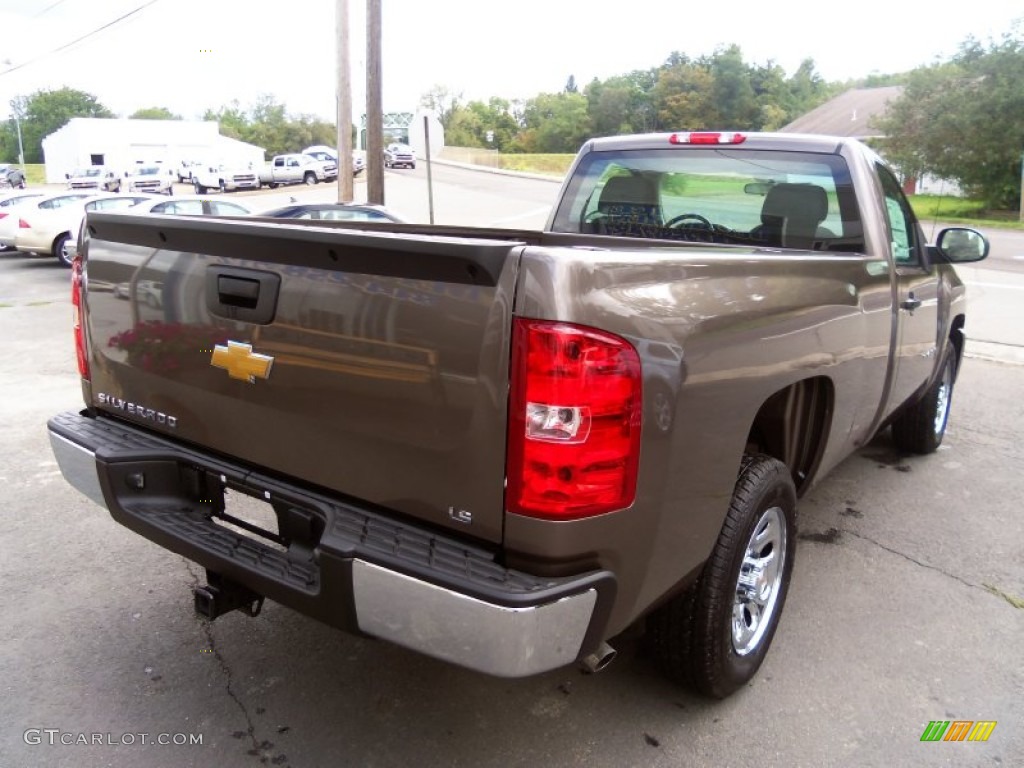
[{"left": 82, "top": 213, "right": 524, "bottom": 544}]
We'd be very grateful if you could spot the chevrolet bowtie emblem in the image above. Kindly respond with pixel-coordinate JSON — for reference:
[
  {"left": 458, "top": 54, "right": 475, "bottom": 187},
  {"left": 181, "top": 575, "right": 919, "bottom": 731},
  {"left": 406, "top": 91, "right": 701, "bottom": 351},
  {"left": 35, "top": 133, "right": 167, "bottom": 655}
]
[{"left": 211, "top": 341, "right": 274, "bottom": 383}]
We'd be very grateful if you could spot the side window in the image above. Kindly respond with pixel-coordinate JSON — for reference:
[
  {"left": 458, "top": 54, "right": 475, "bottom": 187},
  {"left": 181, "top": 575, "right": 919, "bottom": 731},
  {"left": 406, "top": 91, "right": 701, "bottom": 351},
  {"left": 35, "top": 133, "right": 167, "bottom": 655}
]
[
  {"left": 39, "top": 200, "right": 55, "bottom": 210},
  {"left": 274, "top": 158, "right": 284, "bottom": 168},
  {"left": 210, "top": 202, "right": 247, "bottom": 215},
  {"left": 150, "top": 203, "right": 172, "bottom": 214},
  {"left": 876, "top": 164, "right": 920, "bottom": 266}
]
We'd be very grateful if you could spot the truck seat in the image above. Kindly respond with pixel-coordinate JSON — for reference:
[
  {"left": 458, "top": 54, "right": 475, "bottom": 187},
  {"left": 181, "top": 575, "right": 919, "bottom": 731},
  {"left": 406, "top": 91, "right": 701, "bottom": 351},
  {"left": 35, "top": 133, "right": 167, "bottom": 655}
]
[
  {"left": 594, "top": 174, "right": 663, "bottom": 236},
  {"left": 755, "top": 183, "right": 831, "bottom": 249}
]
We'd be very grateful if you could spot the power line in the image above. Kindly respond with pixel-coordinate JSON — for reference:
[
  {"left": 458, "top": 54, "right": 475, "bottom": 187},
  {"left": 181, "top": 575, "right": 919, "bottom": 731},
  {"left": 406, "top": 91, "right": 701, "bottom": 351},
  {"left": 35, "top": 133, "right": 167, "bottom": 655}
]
[{"left": 0, "top": 0, "right": 161, "bottom": 78}]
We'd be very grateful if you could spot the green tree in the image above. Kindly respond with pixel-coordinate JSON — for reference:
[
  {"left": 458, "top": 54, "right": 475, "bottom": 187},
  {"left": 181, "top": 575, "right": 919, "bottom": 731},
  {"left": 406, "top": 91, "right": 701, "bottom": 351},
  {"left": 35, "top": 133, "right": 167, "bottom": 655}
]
[
  {"left": 202, "top": 100, "right": 250, "bottom": 140},
  {"left": 129, "top": 106, "right": 181, "bottom": 120},
  {"left": 875, "top": 32, "right": 1024, "bottom": 208},
  {"left": 514, "top": 92, "right": 590, "bottom": 153},
  {"left": 1, "top": 87, "right": 113, "bottom": 163},
  {"left": 445, "top": 98, "right": 521, "bottom": 150}
]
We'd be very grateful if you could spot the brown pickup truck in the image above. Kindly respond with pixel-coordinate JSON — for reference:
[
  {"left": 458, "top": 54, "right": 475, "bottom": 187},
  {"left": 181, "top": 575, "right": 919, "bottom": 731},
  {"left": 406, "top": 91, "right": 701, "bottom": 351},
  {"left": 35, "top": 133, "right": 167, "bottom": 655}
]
[{"left": 49, "top": 132, "right": 989, "bottom": 698}]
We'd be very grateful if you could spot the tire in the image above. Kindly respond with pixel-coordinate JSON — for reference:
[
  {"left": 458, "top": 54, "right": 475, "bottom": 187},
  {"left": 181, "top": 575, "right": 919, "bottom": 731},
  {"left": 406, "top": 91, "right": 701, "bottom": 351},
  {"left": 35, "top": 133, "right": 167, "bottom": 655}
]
[
  {"left": 647, "top": 454, "right": 797, "bottom": 699},
  {"left": 194, "top": 182, "right": 203, "bottom": 194},
  {"left": 303, "top": 172, "right": 317, "bottom": 186},
  {"left": 54, "top": 233, "right": 72, "bottom": 268},
  {"left": 891, "top": 350, "right": 955, "bottom": 454},
  {"left": 268, "top": 182, "right": 277, "bottom": 190},
  {"left": 166, "top": 186, "right": 173, "bottom": 196},
  {"left": 219, "top": 180, "right": 227, "bottom": 193}
]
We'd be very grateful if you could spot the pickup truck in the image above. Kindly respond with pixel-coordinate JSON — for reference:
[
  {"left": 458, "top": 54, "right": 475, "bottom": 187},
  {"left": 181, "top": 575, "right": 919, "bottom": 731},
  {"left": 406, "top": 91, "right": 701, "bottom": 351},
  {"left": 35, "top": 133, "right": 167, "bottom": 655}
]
[
  {"left": 124, "top": 164, "right": 174, "bottom": 195},
  {"left": 259, "top": 153, "right": 337, "bottom": 189},
  {"left": 66, "top": 166, "right": 120, "bottom": 192},
  {"left": 48, "top": 131, "right": 989, "bottom": 698},
  {"left": 191, "top": 163, "right": 261, "bottom": 194}
]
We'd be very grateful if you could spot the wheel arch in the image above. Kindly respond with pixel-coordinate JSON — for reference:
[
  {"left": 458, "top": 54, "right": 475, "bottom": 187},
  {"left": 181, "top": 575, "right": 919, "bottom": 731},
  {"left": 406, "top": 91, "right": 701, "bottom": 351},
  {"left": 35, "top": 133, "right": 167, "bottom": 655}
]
[{"left": 744, "top": 376, "right": 834, "bottom": 496}]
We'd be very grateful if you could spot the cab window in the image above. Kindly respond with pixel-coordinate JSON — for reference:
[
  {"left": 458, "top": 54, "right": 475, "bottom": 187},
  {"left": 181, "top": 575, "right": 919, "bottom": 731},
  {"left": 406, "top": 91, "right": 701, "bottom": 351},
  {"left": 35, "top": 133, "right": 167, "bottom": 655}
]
[{"left": 876, "top": 163, "right": 921, "bottom": 266}]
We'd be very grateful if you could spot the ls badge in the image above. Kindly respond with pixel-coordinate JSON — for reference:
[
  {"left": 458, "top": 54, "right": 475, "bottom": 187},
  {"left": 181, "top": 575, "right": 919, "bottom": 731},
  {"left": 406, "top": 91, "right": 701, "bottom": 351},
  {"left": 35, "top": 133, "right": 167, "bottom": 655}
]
[{"left": 211, "top": 341, "right": 274, "bottom": 383}]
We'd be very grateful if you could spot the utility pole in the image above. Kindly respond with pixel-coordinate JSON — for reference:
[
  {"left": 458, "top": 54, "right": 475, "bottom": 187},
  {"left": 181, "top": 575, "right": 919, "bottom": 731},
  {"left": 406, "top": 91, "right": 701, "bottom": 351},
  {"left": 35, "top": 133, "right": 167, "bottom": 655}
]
[
  {"left": 366, "top": 0, "right": 384, "bottom": 204},
  {"left": 335, "top": 0, "right": 353, "bottom": 202}
]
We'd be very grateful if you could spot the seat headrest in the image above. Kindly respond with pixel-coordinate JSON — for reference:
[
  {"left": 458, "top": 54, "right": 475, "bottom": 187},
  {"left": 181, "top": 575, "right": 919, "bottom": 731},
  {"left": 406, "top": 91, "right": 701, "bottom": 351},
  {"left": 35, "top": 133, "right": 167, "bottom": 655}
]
[
  {"left": 599, "top": 174, "right": 658, "bottom": 208},
  {"left": 761, "top": 183, "right": 828, "bottom": 225}
]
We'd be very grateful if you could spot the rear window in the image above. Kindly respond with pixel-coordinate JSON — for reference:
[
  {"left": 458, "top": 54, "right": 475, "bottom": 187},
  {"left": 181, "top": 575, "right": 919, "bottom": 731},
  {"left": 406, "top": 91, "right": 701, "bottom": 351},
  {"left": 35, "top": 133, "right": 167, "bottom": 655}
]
[{"left": 549, "top": 148, "right": 864, "bottom": 253}]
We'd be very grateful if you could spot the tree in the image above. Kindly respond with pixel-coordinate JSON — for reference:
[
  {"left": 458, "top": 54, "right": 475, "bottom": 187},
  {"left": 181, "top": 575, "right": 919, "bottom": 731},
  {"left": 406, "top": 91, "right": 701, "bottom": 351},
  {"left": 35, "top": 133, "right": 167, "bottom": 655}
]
[
  {"left": 875, "top": 32, "right": 1024, "bottom": 208},
  {"left": 1, "top": 87, "right": 113, "bottom": 163},
  {"left": 129, "top": 107, "right": 181, "bottom": 120},
  {"left": 419, "top": 85, "right": 462, "bottom": 131},
  {"left": 514, "top": 92, "right": 590, "bottom": 153}
]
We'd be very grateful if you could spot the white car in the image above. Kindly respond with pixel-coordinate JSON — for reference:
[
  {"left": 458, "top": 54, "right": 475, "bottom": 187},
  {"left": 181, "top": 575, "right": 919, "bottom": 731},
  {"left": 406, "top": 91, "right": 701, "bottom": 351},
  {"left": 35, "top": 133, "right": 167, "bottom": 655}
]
[
  {"left": 125, "top": 195, "right": 253, "bottom": 217},
  {"left": 303, "top": 145, "right": 365, "bottom": 176},
  {"left": 0, "top": 191, "right": 45, "bottom": 252},
  {"left": 0, "top": 191, "right": 96, "bottom": 256},
  {"left": 191, "top": 164, "right": 261, "bottom": 193},
  {"left": 15, "top": 192, "right": 159, "bottom": 267},
  {"left": 125, "top": 165, "right": 175, "bottom": 195}
]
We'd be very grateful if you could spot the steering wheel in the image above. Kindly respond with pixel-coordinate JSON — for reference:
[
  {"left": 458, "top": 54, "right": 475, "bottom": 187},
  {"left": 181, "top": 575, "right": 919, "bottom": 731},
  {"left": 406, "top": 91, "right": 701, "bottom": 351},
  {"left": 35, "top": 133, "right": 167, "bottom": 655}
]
[{"left": 665, "top": 213, "right": 713, "bottom": 229}]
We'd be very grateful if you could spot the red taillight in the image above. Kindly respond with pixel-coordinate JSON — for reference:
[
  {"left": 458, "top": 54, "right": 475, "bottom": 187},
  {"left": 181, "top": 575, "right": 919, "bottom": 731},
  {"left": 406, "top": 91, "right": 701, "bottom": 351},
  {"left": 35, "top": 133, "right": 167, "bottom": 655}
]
[
  {"left": 669, "top": 131, "right": 746, "bottom": 145},
  {"left": 0, "top": 212, "right": 8, "bottom": 220},
  {"left": 71, "top": 256, "right": 90, "bottom": 380},
  {"left": 506, "top": 319, "right": 642, "bottom": 520},
  {"left": 18, "top": 218, "right": 30, "bottom": 228}
]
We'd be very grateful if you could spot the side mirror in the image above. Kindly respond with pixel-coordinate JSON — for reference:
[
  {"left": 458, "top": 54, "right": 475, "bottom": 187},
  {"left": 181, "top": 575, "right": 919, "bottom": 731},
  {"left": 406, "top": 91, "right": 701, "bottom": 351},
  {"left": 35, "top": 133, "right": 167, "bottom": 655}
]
[{"left": 934, "top": 227, "right": 990, "bottom": 264}]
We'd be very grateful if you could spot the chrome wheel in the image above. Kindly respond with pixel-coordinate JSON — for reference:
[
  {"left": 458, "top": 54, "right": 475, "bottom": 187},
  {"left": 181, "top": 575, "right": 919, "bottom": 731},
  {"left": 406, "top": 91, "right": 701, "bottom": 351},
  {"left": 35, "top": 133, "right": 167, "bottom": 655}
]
[
  {"left": 933, "top": 362, "right": 952, "bottom": 437},
  {"left": 733, "top": 506, "right": 786, "bottom": 656}
]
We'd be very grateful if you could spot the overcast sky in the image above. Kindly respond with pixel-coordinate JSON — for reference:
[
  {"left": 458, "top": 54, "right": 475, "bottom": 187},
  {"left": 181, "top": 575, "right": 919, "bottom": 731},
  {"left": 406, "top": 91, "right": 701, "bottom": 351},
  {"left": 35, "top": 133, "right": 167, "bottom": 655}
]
[{"left": 0, "top": 0, "right": 1021, "bottom": 123}]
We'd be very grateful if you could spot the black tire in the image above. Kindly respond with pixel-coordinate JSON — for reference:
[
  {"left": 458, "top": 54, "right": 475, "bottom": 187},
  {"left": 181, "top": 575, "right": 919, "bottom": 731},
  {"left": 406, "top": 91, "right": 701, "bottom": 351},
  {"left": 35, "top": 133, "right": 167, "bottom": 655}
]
[
  {"left": 303, "top": 172, "right": 317, "bottom": 186},
  {"left": 166, "top": 186, "right": 173, "bottom": 196},
  {"left": 54, "top": 233, "right": 72, "bottom": 268},
  {"left": 268, "top": 182, "right": 277, "bottom": 190},
  {"left": 219, "top": 180, "right": 227, "bottom": 193},
  {"left": 194, "top": 182, "right": 203, "bottom": 194},
  {"left": 647, "top": 454, "right": 797, "bottom": 699},
  {"left": 891, "top": 350, "right": 955, "bottom": 454}
]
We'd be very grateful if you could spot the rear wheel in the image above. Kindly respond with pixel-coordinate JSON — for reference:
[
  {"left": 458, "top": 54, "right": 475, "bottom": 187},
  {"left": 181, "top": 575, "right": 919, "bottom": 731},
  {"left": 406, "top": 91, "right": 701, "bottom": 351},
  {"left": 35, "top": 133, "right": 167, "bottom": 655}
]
[
  {"left": 891, "top": 350, "right": 955, "bottom": 454},
  {"left": 647, "top": 454, "right": 797, "bottom": 698},
  {"left": 303, "top": 172, "right": 317, "bottom": 185},
  {"left": 194, "top": 181, "right": 204, "bottom": 194},
  {"left": 54, "top": 233, "right": 72, "bottom": 268}
]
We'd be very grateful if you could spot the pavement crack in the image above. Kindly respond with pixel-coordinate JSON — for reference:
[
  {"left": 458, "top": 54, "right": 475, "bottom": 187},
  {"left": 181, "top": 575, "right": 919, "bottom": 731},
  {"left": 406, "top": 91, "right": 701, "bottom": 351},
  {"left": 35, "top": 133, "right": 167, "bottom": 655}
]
[
  {"left": 840, "top": 529, "right": 982, "bottom": 592},
  {"left": 183, "top": 560, "right": 262, "bottom": 757}
]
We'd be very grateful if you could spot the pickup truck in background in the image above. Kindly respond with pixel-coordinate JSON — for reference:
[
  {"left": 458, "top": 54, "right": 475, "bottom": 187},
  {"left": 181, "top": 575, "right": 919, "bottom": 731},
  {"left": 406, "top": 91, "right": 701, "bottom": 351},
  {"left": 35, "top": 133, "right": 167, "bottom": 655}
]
[
  {"left": 66, "top": 166, "right": 120, "bottom": 192},
  {"left": 124, "top": 164, "right": 175, "bottom": 195},
  {"left": 49, "top": 131, "right": 989, "bottom": 698},
  {"left": 303, "top": 145, "right": 365, "bottom": 176},
  {"left": 191, "top": 163, "right": 262, "bottom": 194},
  {"left": 259, "top": 153, "right": 337, "bottom": 189}
]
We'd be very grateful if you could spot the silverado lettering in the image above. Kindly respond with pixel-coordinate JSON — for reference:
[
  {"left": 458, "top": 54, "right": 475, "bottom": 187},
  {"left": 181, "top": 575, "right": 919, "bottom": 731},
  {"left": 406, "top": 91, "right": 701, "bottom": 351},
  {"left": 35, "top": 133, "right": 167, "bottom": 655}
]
[{"left": 49, "top": 132, "right": 990, "bottom": 699}]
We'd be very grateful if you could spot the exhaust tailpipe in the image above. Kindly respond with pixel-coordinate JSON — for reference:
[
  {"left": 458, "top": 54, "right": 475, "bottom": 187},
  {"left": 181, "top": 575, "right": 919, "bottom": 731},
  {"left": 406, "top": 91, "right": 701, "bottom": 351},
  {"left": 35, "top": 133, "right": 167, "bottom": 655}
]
[{"left": 580, "top": 641, "right": 617, "bottom": 674}]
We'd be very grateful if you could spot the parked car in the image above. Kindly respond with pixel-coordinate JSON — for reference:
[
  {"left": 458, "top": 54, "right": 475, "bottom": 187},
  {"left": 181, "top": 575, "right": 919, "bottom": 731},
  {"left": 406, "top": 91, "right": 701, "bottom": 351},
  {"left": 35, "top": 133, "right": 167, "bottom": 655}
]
[
  {"left": 125, "top": 164, "right": 175, "bottom": 195},
  {"left": 66, "top": 166, "right": 121, "bottom": 192},
  {"left": 15, "top": 192, "right": 157, "bottom": 266},
  {"left": 0, "top": 191, "right": 95, "bottom": 255},
  {"left": 125, "top": 195, "right": 253, "bottom": 217},
  {"left": 0, "top": 191, "right": 44, "bottom": 251},
  {"left": 257, "top": 202, "right": 406, "bottom": 223},
  {"left": 383, "top": 143, "right": 416, "bottom": 169},
  {"left": 0, "top": 165, "right": 27, "bottom": 190},
  {"left": 303, "top": 145, "right": 365, "bottom": 176},
  {"left": 259, "top": 154, "right": 336, "bottom": 188},
  {"left": 192, "top": 163, "right": 261, "bottom": 193},
  {"left": 176, "top": 161, "right": 200, "bottom": 183}
]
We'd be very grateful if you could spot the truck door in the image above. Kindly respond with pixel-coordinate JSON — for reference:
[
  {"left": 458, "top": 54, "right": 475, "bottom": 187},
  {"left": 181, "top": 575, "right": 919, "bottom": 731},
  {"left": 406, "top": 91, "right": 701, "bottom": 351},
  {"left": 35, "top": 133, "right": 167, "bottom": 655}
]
[{"left": 877, "top": 163, "right": 941, "bottom": 415}]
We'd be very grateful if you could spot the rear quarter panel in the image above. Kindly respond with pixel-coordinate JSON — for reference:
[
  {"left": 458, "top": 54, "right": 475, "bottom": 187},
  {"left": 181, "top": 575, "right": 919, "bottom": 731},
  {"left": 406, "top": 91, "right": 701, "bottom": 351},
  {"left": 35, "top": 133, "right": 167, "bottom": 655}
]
[{"left": 507, "top": 244, "right": 894, "bottom": 633}]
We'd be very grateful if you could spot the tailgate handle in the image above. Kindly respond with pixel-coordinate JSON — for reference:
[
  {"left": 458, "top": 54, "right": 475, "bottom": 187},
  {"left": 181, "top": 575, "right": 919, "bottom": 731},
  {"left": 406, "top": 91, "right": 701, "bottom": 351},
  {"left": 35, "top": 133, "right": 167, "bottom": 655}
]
[{"left": 206, "top": 266, "right": 280, "bottom": 325}]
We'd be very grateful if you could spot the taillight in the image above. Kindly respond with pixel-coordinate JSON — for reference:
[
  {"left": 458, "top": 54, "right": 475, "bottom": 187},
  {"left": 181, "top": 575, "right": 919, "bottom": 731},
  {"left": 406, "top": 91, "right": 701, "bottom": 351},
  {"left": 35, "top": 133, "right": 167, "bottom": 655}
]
[
  {"left": 0, "top": 212, "right": 8, "bottom": 220},
  {"left": 506, "top": 319, "right": 642, "bottom": 520},
  {"left": 71, "top": 255, "right": 90, "bottom": 380},
  {"left": 18, "top": 218, "right": 30, "bottom": 228},
  {"left": 669, "top": 131, "right": 746, "bottom": 145}
]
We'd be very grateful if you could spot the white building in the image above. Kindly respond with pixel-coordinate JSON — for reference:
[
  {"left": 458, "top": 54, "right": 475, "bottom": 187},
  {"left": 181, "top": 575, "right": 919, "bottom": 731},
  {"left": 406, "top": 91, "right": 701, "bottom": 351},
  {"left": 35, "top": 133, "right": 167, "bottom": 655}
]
[{"left": 41, "top": 118, "right": 265, "bottom": 183}]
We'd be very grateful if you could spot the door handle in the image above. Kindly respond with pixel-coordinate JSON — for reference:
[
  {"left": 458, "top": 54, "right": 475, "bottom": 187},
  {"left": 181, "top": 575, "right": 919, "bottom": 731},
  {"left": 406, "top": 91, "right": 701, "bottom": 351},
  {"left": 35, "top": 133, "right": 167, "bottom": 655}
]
[{"left": 900, "top": 294, "right": 922, "bottom": 312}]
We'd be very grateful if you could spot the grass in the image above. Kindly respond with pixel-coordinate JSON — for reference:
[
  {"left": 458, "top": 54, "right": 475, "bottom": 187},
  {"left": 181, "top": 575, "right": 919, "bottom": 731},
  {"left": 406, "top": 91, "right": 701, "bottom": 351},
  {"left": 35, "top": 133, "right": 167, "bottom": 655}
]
[
  {"left": 907, "top": 194, "right": 1024, "bottom": 229},
  {"left": 494, "top": 154, "right": 575, "bottom": 176}
]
